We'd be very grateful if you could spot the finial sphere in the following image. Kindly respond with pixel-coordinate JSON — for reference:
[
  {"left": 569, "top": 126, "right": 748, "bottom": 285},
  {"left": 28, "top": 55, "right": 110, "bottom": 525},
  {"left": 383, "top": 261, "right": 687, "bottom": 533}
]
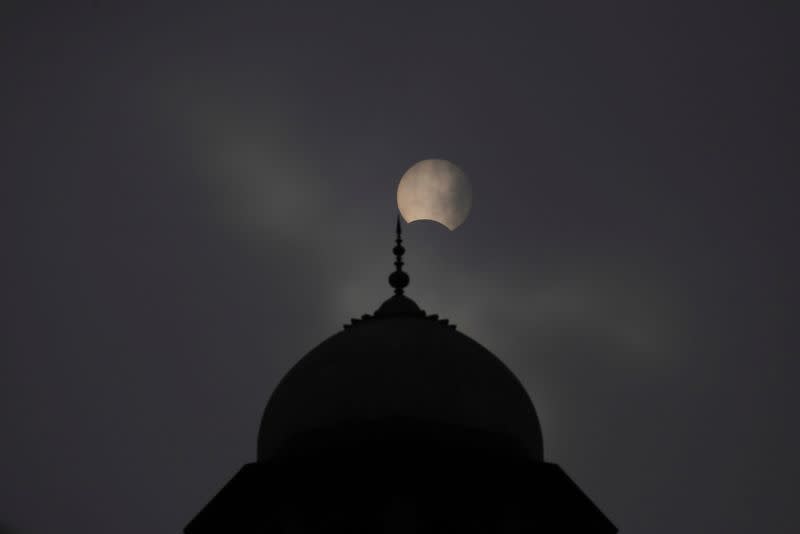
[{"left": 389, "top": 270, "right": 410, "bottom": 290}]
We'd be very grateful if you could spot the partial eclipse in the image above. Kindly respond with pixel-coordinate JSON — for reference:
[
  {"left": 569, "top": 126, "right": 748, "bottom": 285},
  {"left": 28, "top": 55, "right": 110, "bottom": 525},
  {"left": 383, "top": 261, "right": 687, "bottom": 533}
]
[{"left": 396, "top": 159, "right": 471, "bottom": 230}]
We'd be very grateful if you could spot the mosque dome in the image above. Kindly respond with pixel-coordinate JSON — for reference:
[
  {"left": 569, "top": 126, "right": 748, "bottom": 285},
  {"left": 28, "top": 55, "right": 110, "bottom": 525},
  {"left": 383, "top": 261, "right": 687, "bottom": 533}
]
[
  {"left": 187, "top": 219, "right": 617, "bottom": 534},
  {"left": 257, "top": 221, "right": 543, "bottom": 464}
]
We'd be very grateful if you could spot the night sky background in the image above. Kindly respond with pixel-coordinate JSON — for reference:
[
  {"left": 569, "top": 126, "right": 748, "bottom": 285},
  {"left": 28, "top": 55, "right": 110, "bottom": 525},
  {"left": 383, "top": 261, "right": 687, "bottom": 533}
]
[{"left": 2, "top": 3, "right": 798, "bottom": 533}]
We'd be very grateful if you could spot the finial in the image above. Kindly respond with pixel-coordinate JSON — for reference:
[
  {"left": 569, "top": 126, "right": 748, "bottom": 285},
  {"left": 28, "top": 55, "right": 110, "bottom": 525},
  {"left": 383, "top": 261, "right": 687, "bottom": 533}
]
[{"left": 388, "top": 215, "right": 410, "bottom": 295}]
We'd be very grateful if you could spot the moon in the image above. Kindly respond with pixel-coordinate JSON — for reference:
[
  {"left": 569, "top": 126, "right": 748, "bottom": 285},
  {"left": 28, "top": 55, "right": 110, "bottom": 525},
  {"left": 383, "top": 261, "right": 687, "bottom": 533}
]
[{"left": 396, "top": 159, "right": 472, "bottom": 230}]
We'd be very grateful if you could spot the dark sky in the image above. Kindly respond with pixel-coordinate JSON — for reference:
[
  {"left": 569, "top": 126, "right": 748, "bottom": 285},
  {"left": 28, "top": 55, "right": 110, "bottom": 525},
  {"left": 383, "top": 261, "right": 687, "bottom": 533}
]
[{"left": 2, "top": 2, "right": 798, "bottom": 533}]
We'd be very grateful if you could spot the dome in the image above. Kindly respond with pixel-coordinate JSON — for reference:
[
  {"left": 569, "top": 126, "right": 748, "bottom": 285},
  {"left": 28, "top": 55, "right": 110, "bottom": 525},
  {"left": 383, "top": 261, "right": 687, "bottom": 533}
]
[
  {"left": 257, "top": 294, "right": 543, "bottom": 463},
  {"left": 188, "top": 221, "right": 616, "bottom": 534}
]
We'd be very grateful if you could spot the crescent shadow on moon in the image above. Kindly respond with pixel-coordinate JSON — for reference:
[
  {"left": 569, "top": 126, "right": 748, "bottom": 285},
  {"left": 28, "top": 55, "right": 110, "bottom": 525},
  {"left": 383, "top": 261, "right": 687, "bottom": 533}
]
[{"left": 396, "top": 159, "right": 472, "bottom": 231}]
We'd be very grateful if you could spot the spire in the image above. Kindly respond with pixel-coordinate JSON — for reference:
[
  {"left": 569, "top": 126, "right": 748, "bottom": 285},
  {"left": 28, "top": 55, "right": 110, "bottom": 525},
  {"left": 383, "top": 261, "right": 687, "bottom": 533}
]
[
  {"left": 388, "top": 215, "right": 410, "bottom": 295},
  {"left": 371, "top": 216, "right": 423, "bottom": 318}
]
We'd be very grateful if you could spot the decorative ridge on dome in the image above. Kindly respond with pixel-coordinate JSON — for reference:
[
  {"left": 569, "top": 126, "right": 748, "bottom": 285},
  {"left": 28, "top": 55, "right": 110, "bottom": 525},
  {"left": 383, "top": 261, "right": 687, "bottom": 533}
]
[
  {"left": 342, "top": 217, "right": 456, "bottom": 330},
  {"left": 343, "top": 310, "right": 455, "bottom": 330}
]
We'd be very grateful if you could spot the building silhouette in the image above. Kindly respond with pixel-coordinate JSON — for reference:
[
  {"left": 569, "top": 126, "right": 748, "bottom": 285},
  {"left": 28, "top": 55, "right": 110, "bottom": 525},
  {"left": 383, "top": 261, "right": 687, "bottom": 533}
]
[{"left": 186, "top": 219, "right": 617, "bottom": 533}]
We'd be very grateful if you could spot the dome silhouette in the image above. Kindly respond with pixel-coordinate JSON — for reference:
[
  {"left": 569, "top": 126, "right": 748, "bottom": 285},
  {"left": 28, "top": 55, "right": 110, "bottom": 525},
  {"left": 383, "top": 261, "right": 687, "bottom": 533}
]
[
  {"left": 185, "top": 219, "right": 616, "bottom": 533},
  {"left": 258, "top": 294, "right": 543, "bottom": 463}
]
